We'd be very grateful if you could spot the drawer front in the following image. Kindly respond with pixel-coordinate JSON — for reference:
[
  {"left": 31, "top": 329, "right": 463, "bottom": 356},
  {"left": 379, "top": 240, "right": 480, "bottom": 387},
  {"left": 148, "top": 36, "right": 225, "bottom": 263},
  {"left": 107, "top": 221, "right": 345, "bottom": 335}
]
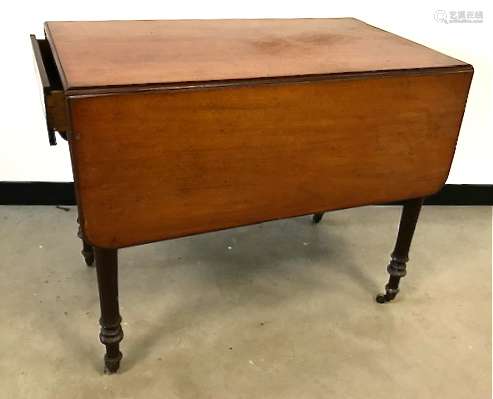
[
  {"left": 69, "top": 71, "right": 472, "bottom": 248},
  {"left": 30, "top": 35, "right": 67, "bottom": 144}
]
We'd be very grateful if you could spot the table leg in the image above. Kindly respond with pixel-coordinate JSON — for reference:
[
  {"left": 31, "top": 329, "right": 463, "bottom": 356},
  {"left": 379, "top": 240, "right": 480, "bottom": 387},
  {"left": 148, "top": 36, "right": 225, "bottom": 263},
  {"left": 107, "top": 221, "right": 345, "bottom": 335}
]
[
  {"left": 376, "top": 197, "right": 424, "bottom": 303},
  {"left": 312, "top": 212, "right": 325, "bottom": 224},
  {"left": 81, "top": 239, "right": 95, "bottom": 266},
  {"left": 95, "top": 247, "right": 124, "bottom": 373},
  {"left": 77, "top": 217, "right": 94, "bottom": 266}
]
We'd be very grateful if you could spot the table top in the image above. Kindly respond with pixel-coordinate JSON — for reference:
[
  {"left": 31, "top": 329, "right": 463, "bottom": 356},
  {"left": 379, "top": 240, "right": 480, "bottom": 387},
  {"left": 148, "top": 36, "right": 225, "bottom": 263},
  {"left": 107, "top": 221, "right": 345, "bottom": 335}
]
[{"left": 45, "top": 18, "right": 467, "bottom": 92}]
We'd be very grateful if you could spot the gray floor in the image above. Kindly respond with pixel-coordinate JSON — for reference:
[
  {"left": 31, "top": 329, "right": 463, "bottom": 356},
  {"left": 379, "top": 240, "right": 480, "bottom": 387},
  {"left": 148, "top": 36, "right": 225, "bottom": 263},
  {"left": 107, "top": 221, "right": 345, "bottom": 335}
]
[{"left": 0, "top": 206, "right": 490, "bottom": 398}]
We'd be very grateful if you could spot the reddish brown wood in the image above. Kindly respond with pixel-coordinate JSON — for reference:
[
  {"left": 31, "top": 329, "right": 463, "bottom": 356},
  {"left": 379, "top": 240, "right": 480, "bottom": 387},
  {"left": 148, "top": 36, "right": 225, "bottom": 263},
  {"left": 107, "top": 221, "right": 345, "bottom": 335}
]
[
  {"left": 44, "top": 18, "right": 467, "bottom": 91},
  {"left": 376, "top": 197, "right": 424, "bottom": 303},
  {"left": 94, "top": 248, "right": 123, "bottom": 373},
  {"left": 30, "top": 36, "right": 67, "bottom": 144},
  {"left": 68, "top": 71, "right": 472, "bottom": 248}
]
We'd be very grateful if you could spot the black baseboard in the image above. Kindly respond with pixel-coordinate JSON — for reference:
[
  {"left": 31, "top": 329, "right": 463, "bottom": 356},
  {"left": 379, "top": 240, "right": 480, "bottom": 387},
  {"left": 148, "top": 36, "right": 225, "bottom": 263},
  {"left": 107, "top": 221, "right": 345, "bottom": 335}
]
[
  {"left": 0, "top": 182, "right": 492, "bottom": 206},
  {"left": 0, "top": 182, "right": 76, "bottom": 205}
]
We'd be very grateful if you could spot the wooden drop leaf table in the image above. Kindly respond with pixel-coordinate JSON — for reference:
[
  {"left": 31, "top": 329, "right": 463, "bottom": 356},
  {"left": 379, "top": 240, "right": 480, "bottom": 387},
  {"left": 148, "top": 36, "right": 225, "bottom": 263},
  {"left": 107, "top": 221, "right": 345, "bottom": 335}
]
[{"left": 30, "top": 18, "right": 472, "bottom": 373}]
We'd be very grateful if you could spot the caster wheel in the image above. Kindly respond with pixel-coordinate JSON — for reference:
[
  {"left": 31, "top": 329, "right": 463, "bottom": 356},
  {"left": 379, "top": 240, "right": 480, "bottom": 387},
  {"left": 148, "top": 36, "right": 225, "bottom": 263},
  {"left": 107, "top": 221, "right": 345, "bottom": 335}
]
[
  {"left": 104, "top": 362, "right": 120, "bottom": 374},
  {"left": 103, "top": 352, "right": 122, "bottom": 374},
  {"left": 375, "top": 291, "right": 397, "bottom": 304},
  {"left": 376, "top": 293, "right": 387, "bottom": 304}
]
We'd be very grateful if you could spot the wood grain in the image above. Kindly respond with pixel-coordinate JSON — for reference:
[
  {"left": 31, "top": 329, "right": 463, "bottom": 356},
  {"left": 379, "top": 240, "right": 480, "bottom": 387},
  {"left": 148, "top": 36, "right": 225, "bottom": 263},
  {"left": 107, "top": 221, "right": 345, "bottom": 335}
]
[
  {"left": 45, "top": 18, "right": 467, "bottom": 91},
  {"left": 69, "top": 71, "right": 472, "bottom": 248}
]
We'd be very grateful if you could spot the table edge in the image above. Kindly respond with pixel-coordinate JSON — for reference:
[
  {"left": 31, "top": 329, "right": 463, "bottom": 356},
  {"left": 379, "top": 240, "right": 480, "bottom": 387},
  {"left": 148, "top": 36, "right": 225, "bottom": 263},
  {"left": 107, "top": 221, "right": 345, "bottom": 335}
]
[{"left": 60, "top": 65, "right": 472, "bottom": 98}]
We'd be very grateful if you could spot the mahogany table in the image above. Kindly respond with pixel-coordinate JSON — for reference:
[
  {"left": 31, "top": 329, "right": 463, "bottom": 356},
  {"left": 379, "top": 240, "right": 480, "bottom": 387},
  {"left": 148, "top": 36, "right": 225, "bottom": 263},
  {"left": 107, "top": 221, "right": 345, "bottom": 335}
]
[{"left": 30, "top": 18, "right": 472, "bottom": 373}]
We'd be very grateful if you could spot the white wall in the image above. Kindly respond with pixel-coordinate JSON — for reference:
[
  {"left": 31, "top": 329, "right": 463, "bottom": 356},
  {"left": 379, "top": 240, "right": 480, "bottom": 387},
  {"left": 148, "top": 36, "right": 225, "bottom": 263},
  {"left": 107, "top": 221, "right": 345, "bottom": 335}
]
[{"left": 1, "top": 0, "right": 491, "bottom": 183}]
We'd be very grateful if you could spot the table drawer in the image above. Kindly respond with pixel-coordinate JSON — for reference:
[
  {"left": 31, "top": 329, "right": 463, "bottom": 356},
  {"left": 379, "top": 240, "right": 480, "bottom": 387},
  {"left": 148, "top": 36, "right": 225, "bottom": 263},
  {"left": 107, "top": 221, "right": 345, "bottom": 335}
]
[{"left": 30, "top": 34, "right": 68, "bottom": 145}]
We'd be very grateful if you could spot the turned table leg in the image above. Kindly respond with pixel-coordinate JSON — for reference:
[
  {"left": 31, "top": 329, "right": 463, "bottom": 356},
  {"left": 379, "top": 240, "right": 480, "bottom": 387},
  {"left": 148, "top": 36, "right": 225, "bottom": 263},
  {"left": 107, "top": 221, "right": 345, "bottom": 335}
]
[
  {"left": 376, "top": 197, "right": 424, "bottom": 303},
  {"left": 95, "top": 247, "right": 124, "bottom": 373},
  {"left": 77, "top": 217, "right": 94, "bottom": 266},
  {"left": 312, "top": 212, "right": 325, "bottom": 224}
]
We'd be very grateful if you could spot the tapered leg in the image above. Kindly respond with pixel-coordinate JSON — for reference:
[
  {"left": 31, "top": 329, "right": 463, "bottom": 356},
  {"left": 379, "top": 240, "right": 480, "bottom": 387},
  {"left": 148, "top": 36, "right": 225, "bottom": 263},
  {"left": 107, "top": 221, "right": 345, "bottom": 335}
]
[
  {"left": 77, "top": 217, "right": 94, "bottom": 266},
  {"left": 81, "top": 239, "right": 95, "bottom": 266},
  {"left": 95, "top": 247, "right": 124, "bottom": 373},
  {"left": 376, "top": 197, "right": 424, "bottom": 303},
  {"left": 312, "top": 212, "right": 325, "bottom": 224}
]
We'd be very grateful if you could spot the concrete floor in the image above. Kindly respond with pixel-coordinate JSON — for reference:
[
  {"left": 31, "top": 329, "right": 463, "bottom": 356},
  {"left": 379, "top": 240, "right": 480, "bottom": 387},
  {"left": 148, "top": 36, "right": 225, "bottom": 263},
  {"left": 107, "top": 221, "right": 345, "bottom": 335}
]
[{"left": 0, "top": 206, "right": 490, "bottom": 398}]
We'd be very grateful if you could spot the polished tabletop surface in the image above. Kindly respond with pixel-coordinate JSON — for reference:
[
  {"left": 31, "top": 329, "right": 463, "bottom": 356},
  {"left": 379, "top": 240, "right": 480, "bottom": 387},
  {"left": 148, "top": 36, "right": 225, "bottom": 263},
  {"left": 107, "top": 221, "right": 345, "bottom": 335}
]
[{"left": 45, "top": 18, "right": 467, "bottom": 91}]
